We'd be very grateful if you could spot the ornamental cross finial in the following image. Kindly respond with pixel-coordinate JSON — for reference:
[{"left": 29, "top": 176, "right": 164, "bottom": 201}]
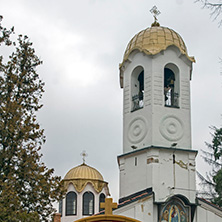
[
  {"left": 80, "top": 150, "right": 88, "bottom": 164},
  {"left": 100, "top": 198, "right": 118, "bottom": 215},
  {"left": 150, "top": 6, "right": 161, "bottom": 23}
]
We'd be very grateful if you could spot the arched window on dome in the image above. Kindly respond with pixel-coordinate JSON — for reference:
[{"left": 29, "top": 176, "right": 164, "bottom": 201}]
[
  {"left": 164, "top": 64, "right": 179, "bottom": 108},
  {"left": 66, "top": 191, "right": 77, "bottom": 216},
  {"left": 131, "top": 66, "right": 144, "bottom": 111},
  {"left": 99, "top": 193, "right": 106, "bottom": 212},
  {"left": 83, "top": 191, "right": 94, "bottom": 215}
]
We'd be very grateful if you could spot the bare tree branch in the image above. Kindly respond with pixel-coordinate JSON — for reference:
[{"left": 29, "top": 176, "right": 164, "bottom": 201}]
[{"left": 195, "top": 0, "right": 222, "bottom": 26}]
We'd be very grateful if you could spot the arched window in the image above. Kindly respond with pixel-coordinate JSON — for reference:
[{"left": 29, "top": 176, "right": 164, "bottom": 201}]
[
  {"left": 59, "top": 199, "right": 63, "bottom": 216},
  {"left": 164, "top": 64, "right": 179, "bottom": 107},
  {"left": 131, "top": 66, "right": 144, "bottom": 111},
  {"left": 66, "top": 191, "right": 77, "bottom": 216},
  {"left": 83, "top": 192, "right": 94, "bottom": 215},
  {"left": 99, "top": 193, "right": 106, "bottom": 212}
]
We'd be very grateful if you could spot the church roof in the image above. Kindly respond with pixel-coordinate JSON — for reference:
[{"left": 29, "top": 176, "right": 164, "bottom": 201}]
[
  {"left": 95, "top": 188, "right": 153, "bottom": 216},
  {"left": 197, "top": 197, "right": 222, "bottom": 213},
  {"left": 64, "top": 163, "right": 104, "bottom": 181},
  {"left": 63, "top": 163, "right": 109, "bottom": 193},
  {"left": 118, "top": 188, "right": 153, "bottom": 208},
  {"left": 120, "top": 25, "right": 195, "bottom": 66},
  {"left": 119, "top": 23, "right": 195, "bottom": 88}
]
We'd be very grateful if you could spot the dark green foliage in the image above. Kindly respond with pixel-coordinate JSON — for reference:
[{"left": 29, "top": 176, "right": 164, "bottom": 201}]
[
  {"left": 198, "top": 126, "right": 222, "bottom": 207},
  {"left": 0, "top": 16, "right": 65, "bottom": 221},
  {"left": 213, "top": 168, "right": 222, "bottom": 206}
]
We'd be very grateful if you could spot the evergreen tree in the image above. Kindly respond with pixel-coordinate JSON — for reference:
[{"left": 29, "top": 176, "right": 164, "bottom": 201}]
[
  {"left": 0, "top": 16, "right": 65, "bottom": 221},
  {"left": 198, "top": 126, "right": 222, "bottom": 207}
]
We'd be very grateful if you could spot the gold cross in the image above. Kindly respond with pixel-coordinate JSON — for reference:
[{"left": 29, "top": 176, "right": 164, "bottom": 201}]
[{"left": 100, "top": 198, "right": 118, "bottom": 215}]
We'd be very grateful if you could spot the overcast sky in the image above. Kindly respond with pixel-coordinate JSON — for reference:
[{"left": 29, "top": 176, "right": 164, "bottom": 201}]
[{"left": 1, "top": 0, "right": 222, "bottom": 202}]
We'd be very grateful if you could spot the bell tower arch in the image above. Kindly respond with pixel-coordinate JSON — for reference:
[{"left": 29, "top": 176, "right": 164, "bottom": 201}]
[
  {"left": 131, "top": 66, "right": 144, "bottom": 111},
  {"left": 164, "top": 63, "right": 179, "bottom": 107}
]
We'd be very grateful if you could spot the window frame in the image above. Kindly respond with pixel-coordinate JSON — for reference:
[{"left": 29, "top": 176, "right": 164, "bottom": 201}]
[
  {"left": 99, "top": 193, "right": 106, "bottom": 212},
  {"left": 66, "top": 191, "right": 77, "bottom": 216},
  {"left": 83, "top": 191, "right": 95, "bottom": 216}
]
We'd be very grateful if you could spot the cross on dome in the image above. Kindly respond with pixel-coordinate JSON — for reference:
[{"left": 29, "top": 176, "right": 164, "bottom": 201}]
[
  {"left": 150, "top": 6, "right": 161, "bottom": 27},
  {"left": 150, "top": 6, "right": 161, "bottom": 22},
  {"left": 80, "top": 150, "right": 88, "bottom": 164}
]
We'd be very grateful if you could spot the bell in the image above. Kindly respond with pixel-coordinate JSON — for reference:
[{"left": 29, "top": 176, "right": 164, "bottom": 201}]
[{"left": 169, "top": 79, "right": 174, "bottom": 87}]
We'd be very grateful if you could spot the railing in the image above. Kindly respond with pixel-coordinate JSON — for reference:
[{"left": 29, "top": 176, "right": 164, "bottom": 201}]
[
  {"left": 132, "top": 93, "right": 144, "bottom": 111},
  {"left": 132, "top": 90, "right": 179, "bottom": 111},
  {"left": 165, "top": 91, "right": 179, "bottom": 107}
]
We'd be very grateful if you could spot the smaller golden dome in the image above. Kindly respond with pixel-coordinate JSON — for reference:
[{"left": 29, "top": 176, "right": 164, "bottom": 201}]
[
  {"left": 63, "top": 163, "right": 109, "bottom": 194},
  {"left": 64, "top": 163, "right": 104, "bottom": 181}
]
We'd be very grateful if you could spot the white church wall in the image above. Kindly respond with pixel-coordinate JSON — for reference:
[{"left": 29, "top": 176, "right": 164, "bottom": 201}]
[
  {"left": 151, "top": 47, "right": 192, "bottom": 150},
  {"left": 61, "top": 183, "right": 76, "bottom": 222},
  {"left": 114, "top": 195, "right": 156, "bottom": 222},
  {"left": 151, "top": 149, "right": 174, "bottom": 202},
  {"left": 122, "top": 51, "right": 152, "bottom": 154},
  {"left": 154, "top": 148, "right": 196, "bottom": 203},
  {"left": 115, "top": 195, "right": 222, "bottom": 222},
  {"left": 122, "top": 47, "right": 193, "bottom": 155},
  {"left": 119, "top": 150, "right": 148, "bottom": 198},
  {"left": 119, "top": 147, "right": 196, "bottom": 203},
  {"left": 194, "top": 200, "right": 222, "bottom": 222},
  {"left": 61, "top": 183, "right": 107, "bottom": 222}
]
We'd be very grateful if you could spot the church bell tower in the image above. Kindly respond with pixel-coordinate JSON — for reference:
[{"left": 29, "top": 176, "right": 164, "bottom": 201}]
[{"left": 118, "top": 13, "right": 197, "bottom": 205}]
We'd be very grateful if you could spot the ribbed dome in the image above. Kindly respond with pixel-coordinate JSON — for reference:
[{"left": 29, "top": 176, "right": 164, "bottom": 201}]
[
  {"left": 120, "top": 25, "right": 195, "bottom": 70},
  {"left": 63, "top": 163, "right": 108, "bottom": 193},
  {"left": 64, "top": 163, "right": 104, "bottom": 181}
]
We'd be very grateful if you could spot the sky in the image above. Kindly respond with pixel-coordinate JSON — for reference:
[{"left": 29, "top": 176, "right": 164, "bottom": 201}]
[{"left": 1, "top": 0, "right": 222, "bottom": 203}]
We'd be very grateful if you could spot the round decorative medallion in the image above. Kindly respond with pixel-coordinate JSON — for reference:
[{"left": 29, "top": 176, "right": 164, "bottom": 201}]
[
  {"left": 159, "top": 115, "right": 184, "bottom": 141},
  {"left": 127, "top": 117, "right": 148, "bottom": 143}
]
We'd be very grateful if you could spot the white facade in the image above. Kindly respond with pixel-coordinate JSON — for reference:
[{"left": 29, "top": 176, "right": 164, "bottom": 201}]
[
  {"left": 115, "top": 194, "right": 156, "bottom": 221},
  {"left": 195, "top": 199, "right": 222, "bottom": 222},
  {"left": 118, "top": 146, "right": 197, "bottom": 203},
  {"left": 122, "top": 46, "right": 193, "bottom": 155},
  {"left": 114, "top": 194, "right": 222, "bottom": 222},
  {"left": 61, "top": 183, "right": 108, "bottom": 222}
]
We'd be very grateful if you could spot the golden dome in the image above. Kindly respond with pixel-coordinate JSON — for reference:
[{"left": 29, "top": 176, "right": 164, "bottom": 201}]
[
  {"left": 63, "top": 163, "right": 109, "bottom": 193},
  {"left": 120, "top": 25, "right": 195, "bottom": 71},
  {"left": 64, "top": 163, "right": 104, "bottom": 181}
]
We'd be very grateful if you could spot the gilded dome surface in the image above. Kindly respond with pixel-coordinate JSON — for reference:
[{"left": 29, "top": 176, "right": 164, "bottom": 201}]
[
  {"left": 120, "top": 25, "right": 195, "bottom": 69},
  {"left": 63, "top": 163, "right": 109, "bottom": 193},
  {"left": 64, "top": 163, "right": 104, "bottom": 181}
]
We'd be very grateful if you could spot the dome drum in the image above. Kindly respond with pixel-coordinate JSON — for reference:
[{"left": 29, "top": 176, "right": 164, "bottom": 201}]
[{"left": 63, "top": 179, "right": 109, "bottom": 193}]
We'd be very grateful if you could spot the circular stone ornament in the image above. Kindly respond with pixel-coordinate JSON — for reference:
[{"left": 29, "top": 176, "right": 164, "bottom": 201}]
[
  {"left": 127, "top": 117, "right": 148, "bottom": 143},
  {"left": 159, "top": 115, "right": 184, "bottom": 141}
]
